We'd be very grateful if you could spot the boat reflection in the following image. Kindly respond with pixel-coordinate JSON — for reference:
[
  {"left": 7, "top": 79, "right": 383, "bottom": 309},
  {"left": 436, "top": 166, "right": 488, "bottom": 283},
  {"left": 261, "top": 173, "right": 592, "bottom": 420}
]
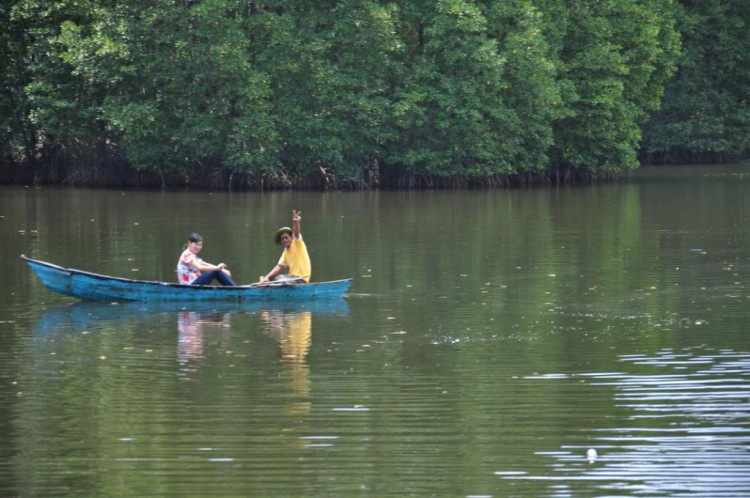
[
  {"left": 35, "top": 301, "right": 350, "bottom": 386},
  {"left": 34, "top": 299, "right": 350, "bottom": 337}
]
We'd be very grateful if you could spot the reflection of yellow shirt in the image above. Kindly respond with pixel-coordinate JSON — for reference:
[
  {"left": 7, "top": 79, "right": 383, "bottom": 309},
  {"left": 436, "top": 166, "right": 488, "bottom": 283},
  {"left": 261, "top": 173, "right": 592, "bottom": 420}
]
[
  {"left": 281, "top": 312, "right": 312, "bottom": 362},
  {"left": 281, "top": 312, "right": 312, "bottom": 416},
  {"left": 278, "top": 235, "right": 311, "bottom": 283}
]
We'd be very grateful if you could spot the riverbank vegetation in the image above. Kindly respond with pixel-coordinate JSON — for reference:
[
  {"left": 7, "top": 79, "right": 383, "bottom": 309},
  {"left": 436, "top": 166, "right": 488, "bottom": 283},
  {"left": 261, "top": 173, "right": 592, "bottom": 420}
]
[{"left": 1, "top": 0, "right": 747, "bottom": 189}]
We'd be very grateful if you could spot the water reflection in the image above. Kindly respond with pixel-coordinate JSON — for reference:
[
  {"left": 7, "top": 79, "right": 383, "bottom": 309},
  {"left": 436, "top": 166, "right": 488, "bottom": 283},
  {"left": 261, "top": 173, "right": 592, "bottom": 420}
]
[
  {"left": 260, "top": 310, "right": 313, "bottom": 415},
  {"left": 177, "top": 310, "right": 232, "bottom": 377},
  {"left": 34, "top": 300, "right": 349, "bottom": 389},
  {"left": 35, "top": 300, "right": 349, "bottom": 336}
]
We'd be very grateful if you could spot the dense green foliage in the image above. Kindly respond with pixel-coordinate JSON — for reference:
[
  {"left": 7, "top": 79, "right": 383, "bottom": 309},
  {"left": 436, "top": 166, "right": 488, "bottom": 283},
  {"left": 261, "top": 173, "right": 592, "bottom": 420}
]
[
  {"left": 0, "top": 0, "right": 744, "bottom": 188},
  {"left": 540, "top": 0, "right": 680, "bottom": 173},
  {"left": 642, "top": 0, "right": 750, "bottom": 163}
]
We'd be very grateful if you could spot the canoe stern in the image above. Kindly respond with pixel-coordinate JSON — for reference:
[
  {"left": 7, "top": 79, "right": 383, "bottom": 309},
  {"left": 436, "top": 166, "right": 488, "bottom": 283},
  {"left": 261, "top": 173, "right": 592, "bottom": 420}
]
[{"left": 23, "top": 256, "right": 76, "bottom": 298}]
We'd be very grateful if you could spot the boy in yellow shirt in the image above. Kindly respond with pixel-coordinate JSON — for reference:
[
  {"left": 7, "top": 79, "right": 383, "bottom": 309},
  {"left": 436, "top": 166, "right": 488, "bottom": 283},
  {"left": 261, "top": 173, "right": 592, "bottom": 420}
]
[{"left": 259, "top": 210, "right": 311, "bottom": 284}]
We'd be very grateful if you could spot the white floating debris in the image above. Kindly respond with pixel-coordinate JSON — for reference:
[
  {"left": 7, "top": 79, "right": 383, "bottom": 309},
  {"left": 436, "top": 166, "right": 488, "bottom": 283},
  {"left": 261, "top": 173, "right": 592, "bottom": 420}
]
[{"left": 586, "top": 448, "right": 598, "bottom": 462}]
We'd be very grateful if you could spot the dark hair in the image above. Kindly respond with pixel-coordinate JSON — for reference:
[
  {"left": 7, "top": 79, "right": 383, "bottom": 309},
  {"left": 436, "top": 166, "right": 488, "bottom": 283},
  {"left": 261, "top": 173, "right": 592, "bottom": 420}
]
[{"left": 183, "top": 233, "right": 203, "bottom": 250}]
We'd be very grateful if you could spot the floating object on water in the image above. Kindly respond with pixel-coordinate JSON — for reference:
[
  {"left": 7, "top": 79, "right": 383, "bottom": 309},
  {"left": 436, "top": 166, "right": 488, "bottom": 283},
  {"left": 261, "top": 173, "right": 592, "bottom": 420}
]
[
  {"left": 22, "top": 255, "right": 352, "bottom": 302},
  {"left": 587, "top": 448, "right": 598, "bottom": 462}
]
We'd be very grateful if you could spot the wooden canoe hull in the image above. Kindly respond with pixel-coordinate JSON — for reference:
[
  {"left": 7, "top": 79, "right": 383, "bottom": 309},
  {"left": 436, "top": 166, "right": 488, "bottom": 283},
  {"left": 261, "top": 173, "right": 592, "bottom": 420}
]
[{"left": 22, "top": 256, "right": 352, "bottom": 302}]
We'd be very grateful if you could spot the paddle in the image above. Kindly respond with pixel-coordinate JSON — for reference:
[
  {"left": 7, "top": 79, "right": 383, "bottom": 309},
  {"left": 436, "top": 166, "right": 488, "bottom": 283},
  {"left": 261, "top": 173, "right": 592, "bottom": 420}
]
[{"left": 241, "top": 275, "right": 309, "bottom": 288}]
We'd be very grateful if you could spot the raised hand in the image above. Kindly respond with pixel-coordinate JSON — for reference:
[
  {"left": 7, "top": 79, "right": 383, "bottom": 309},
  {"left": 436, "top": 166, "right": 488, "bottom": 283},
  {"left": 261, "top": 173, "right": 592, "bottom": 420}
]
[{"left": 293, "top": 210, "right": 301, "bottom": 222}]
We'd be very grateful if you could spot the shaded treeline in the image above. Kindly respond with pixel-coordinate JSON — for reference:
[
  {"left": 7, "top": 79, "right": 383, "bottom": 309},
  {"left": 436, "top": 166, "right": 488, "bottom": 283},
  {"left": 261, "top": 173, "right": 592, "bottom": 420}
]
[
  {"left": 640, "top": 0, "right": 750, "bottom": 165},
  {"left": 0, "top": 0, "right": 747, "bottom": 189}
]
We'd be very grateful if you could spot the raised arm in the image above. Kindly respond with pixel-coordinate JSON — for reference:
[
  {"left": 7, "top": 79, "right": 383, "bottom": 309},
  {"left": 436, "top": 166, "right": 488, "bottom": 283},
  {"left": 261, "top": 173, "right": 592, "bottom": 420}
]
[{"left": 293, "top": 210, "right": 301, "bottom": 239}]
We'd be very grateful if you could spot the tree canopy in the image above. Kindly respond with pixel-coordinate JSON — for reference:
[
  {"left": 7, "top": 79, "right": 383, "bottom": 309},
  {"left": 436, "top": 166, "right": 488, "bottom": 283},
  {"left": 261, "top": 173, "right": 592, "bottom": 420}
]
[
  {"left": 642, "top": 0, "right": 750, "bottom": 164},
  {"left": 0, "top": 0, "right": 745, "bottom": 188}
]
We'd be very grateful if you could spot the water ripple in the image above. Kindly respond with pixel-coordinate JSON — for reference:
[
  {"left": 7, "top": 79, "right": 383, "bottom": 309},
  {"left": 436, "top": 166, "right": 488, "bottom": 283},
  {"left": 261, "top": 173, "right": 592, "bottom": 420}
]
[{"left": 499, "top": 348, "right": 750, "bottom": 496}]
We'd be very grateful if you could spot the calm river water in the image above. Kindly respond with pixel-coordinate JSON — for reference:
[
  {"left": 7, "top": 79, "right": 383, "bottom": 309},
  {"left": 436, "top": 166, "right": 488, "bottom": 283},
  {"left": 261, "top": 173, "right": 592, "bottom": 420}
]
[{"left": 1, "top": 164, "right": 749, "bottom": 497}]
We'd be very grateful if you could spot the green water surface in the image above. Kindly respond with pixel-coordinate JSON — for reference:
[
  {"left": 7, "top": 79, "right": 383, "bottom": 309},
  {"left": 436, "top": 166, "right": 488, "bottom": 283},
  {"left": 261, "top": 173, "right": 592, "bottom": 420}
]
[{"left": 1, "top": 164, "right": 749, "bottom": 497}]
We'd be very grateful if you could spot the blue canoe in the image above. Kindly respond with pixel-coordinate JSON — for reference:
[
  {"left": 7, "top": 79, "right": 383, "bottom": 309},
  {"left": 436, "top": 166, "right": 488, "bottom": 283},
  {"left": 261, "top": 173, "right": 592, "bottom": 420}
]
[{"left": 22, "top": 255, "right": 353, "bottom": 302}]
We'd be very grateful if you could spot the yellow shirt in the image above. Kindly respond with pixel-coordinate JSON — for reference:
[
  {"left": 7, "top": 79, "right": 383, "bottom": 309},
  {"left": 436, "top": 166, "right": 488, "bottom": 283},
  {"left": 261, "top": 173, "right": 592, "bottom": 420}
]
[{"left": 278, "top": 234, "right": 311, "bottom": 282}]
